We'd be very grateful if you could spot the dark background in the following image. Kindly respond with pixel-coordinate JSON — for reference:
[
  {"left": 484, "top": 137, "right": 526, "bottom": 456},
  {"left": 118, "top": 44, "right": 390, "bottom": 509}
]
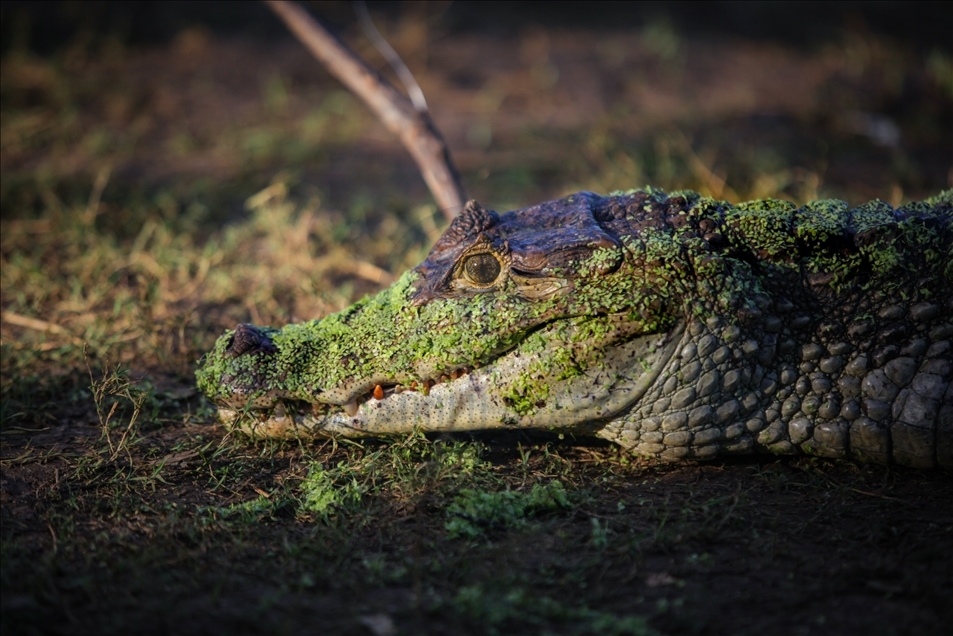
[{"left": 4, "top": 1, "right": 952, "bottom": 54}]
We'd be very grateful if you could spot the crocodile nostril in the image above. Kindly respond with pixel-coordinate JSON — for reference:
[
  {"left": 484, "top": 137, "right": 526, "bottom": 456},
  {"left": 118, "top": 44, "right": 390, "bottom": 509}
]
[{"left": 226, "top": 323, "right": 278, "bottom": 357}]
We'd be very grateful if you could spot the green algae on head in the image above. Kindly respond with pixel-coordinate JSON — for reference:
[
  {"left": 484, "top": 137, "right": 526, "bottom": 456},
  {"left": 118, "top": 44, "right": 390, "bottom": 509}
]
[
  {"left": 197, "top": 188, "right": 953, "bottom": 467},
  {"left": 197, "top": 193, "right": 674, "bottom": 412}
]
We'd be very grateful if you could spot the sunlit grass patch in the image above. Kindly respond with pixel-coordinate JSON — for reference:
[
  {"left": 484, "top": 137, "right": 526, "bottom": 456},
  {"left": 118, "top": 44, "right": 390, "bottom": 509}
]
[
  {"left": 294, "top": 433, "right": 492, "bottom": 517},
  {"left": 0, "top": 174, "right": 439, "bottom": 435},
  {"left": 204, "top": 433, "right": 500, "bottom": 526}
]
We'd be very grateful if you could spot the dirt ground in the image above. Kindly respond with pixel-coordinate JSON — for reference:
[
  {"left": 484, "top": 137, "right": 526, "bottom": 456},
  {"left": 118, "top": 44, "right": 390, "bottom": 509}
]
[{"left": 2, "top": 3, "right": 952, "bottom": 635}]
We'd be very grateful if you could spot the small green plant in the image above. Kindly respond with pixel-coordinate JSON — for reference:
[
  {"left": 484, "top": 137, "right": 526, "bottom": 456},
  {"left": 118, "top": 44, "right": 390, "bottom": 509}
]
[
  {"left": 220, "top": 495, "right": 275, "bottom": 523},
  {"left": 452, "top": 583, "right": 656, "bottom": 635},
  {"left": 298, "top": 461, "right": 365, "bottom": 517},
  {"left": 433, "top": 440, "right": 483, "bottom": 473},
  {"left": 445, "top": 481, "right": 571, "bottom": 538},
  {"left": 590, "top": 516, "right": 611, "bottom": 549}
]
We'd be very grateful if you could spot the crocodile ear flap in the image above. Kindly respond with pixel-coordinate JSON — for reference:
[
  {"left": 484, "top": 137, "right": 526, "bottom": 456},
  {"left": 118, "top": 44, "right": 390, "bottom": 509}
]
[{"left": 427, "top": 200, "right": 499, "bottom": 259}]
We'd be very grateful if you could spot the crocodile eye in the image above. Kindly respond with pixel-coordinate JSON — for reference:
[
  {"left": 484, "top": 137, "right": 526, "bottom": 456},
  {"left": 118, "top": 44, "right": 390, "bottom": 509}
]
[{"left": 462, "top": 252, "right": 501, "bottom": 285}]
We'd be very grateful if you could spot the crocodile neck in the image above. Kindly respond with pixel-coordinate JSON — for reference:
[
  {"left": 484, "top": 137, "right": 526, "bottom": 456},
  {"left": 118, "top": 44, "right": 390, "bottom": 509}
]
[{"left": 597, "top": 192, "right": 953, "bottom": 468}]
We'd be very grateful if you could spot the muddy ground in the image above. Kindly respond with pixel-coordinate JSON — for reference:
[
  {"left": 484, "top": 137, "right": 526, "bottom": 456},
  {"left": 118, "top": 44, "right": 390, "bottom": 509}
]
[{"left": 2, "top": 2, "right": 952, "bottom": 635}]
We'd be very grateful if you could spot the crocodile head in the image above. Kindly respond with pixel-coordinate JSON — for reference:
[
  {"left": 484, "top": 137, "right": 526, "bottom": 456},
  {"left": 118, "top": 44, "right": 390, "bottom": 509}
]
[{"left": 196, "top": 190, "right": 720, "bottom": 438}]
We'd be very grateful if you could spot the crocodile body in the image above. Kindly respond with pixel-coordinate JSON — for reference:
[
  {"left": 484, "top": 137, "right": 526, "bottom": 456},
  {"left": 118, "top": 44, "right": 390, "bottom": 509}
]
[{"left": 197, "top": 188, "right": 953, "bottom": 467}]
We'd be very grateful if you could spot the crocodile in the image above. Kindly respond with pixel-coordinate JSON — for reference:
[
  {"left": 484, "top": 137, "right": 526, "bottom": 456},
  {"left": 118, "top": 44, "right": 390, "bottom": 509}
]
[{"left": 197, "top": 188, "right": 953, "bottom": 468}]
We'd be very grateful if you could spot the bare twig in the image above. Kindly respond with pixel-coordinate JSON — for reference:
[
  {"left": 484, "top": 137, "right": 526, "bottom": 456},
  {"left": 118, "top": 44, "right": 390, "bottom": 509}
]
[
  {"left": 1, "top": 310, "right": 83, "bottom": 345},
  {"left": 354, "top": 1, "right": 427, "bottom": 112},
  {"left": 84, "top": 165, "right": 111, "bottom": 224},
  {"left": 266, "top": 0, "right": 466, "bottom": 220},
  {"left": 2, "top": 310, "right": 71, "bottom": 335},
  {"left": 48, "top": 523, "right": 58, "bottom": 555}
]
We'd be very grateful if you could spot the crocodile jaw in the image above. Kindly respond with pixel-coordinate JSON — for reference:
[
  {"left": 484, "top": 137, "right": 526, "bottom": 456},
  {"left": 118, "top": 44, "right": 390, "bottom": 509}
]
[{"left": 217, "top": 320, "right": 685, "bottom": 439}]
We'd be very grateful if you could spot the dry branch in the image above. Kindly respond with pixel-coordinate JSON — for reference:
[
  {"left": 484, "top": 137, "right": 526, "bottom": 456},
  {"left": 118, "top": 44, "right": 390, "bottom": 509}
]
[
  {"left": 266, "top": 0, "right": 466, "bottom": 220},
  {"left": 1, "top": 310, "right": 83, "bottom": 345}
]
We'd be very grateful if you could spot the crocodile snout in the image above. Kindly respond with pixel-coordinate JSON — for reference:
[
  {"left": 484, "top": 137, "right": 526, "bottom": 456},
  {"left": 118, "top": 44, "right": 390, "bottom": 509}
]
[{"left": 226, "top": 324, "right": 278, "bottom": 357}]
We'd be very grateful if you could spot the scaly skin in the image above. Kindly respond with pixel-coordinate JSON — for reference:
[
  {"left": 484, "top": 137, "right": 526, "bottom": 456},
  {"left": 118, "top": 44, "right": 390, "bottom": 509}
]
[{"left": 196, "top": 188, "right": 953, "bottom": 467}]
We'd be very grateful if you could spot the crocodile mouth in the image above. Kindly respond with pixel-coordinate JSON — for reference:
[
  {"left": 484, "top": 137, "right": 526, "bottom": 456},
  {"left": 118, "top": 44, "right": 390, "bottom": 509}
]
[
  {"left": 217, "top": 361, "right": 490, "bottom": 436},
  {"left": 213, "top": 317, "right": 685, "bottom": 441},
  {"left": 304, "top": 365, "right": 478, "bottom": 417},
  {"left": 218, "top": 361, "right": 481, "bottom": 422},
  {"left": 214, "top": 313, "right": 581, "bottom": 421},
  {"left": 336, "top": 365, "right": 477, "bottom": 414}
]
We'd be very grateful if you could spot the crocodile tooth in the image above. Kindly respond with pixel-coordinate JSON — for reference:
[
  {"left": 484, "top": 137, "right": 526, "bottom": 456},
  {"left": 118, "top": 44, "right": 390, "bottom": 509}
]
[
  {"left": 373, "top": 385, "right": 384, "bottom": 400},
  {"left": 440, "top": 374, "right": 450, "bottom": 384},
  {"left": 344, "top": 400, "right": 359, "bottom": 416}
]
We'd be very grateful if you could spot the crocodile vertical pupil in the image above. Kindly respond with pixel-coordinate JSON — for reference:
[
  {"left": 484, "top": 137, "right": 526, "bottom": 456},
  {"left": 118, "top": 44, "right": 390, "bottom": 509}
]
[{"left": 463, "top": 253, "right": 501, "bottom": 285}]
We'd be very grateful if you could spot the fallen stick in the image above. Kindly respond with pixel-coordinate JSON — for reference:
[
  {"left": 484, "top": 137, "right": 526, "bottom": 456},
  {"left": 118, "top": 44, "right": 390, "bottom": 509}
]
[{"left": 2, "top": 310, "right": 74, "bottom": 338}]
